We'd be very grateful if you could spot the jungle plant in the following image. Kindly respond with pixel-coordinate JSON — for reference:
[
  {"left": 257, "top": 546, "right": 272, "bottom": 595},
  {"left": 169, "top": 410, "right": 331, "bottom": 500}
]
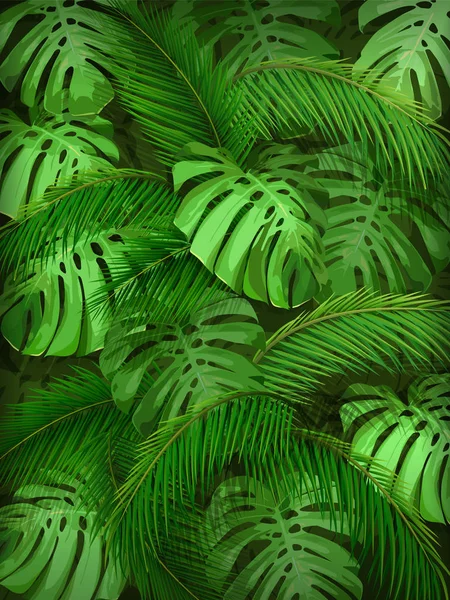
[{"left": 0, "top": 1, "right": 449, "bottom": 599}]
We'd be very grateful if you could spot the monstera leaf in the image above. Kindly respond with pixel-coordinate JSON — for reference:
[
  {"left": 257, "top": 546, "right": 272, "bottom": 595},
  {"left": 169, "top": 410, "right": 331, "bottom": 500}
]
[
  {"left": 173, "top": 143, "right": 326, "bottom": 309},
  {"left": 354, "top": 0, "right": 450, "bottom": 119},
  {"left": 0, "top": 231, "right": 129, "bottom": 357},
  {"left": 0, "top": 0, "right": 130, "bottom": 115},
  {"left": 0, "top": 109, "right": 118, "bottom": 218},
  {"left": 175, "top": 0, "right": 339, "bottom": 75},
  {"left": 304, "top": 144, "right": 450, "bottom": 296},
  {"left": 204, "top": 475, "right": 362, "bottom": 600},
  {"left": 0, "top": 483, "right": 126, "bottom": 599},
  {"left": 100, "top": 297, "right": 265, "bottom": 435},
  {"left": 340, "top": 375, "right": 450, "bottom": 524}
]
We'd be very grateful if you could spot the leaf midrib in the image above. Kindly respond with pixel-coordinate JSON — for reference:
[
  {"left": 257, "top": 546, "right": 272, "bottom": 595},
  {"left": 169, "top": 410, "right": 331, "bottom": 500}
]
[{"left": 254, "top": 305, "right": 444, "bottom": 363}]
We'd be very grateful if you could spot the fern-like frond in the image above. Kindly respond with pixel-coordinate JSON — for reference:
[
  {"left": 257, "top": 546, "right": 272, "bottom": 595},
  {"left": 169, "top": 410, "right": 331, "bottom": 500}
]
[
  {"left": 235, "top": 58, "right": 450, "bottom": 188},
  {"left": 0, "top": 172, "right": 178, "bottom": 279},
  {"left": 88, "top": 235, "right": 228, "bottom": 326},
  {"left": 254, "top": 290, "right": 450, "bottom": 400},
  {"left": 104, "top": 1, "right": 257, "bottom": 165},
  {"left": 104, "top": 390, "right": 448, "bottom": 600},
  {"left": 0, "top": 367, "right": 140, "bottom": 498}
]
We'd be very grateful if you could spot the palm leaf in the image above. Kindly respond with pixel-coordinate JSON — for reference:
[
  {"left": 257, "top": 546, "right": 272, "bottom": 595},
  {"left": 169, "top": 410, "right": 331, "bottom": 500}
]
[
  {"left": 0, "top": 367, "right": 140, "bottom": 496},
  {"left": 104, "top": 390, "right": 449, "bottom": 600},
  {"left": 254, "top": 290, "right": 450, "bottom": 400},
  {"left": 88, "top": 235, "right": 225, "bottom": 328},
  {"left": 235, "top": 57, "right": 450, "bottom": 188},
  {"left": 104, "top": 1, "right": 257, "bottom": 165},
  {"left": 0, "top": 171, "right": 173, "bottom": 279}
]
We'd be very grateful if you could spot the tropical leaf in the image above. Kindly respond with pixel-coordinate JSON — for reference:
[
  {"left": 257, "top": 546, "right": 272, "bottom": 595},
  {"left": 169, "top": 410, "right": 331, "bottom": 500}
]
[
  {"left": 0, "top": 0, "right": 132, "bottom": 116},
  {"left": 0, "top": 231, "right": 132, "bottom": 357},
  {"left": 235, "top": 58, "right": 450, "bottom": 188},
  {"left": 174, "top": 0, "right": 340, "bottom": 76},
  {"left": 204, "top": 474, "right": 363, "bottom": 600},
  {"left": 354, "top": 0, "right": 450, "bottom": 119},
  {"left": 0, "top": 483, "right": 126, "bottom": 600},
  {"left": 173, "top": 142, "right": 326, "bottom": 309},
  {"left": 0, "top": 367, "right": 139, "bottom": 496},
  {"left": 91, "top": 237, "right": 227, "bottom": 328},
  {"left": 105, "top": 391, "right": 448, "bottom": 600},
  {"left": 303, "top": 143, "right": 450, "bottom": 296},
  {"left": 100, "top": 297, "right": 265, "bottom": 435},
  {"left": 340, "top": 375, "right": 450, "bottom": 524},
  {"left": 254, "top": 291, "right": 450, "bottom": 401},
  {"left": 103, "top": 1, "right": 256, "bottom": 165},
  {"left": 0, "top": 109, "right": 118, "bottom": 218},
  {"left": 0, "top": 173, "right": 173, "bottom": 278}
]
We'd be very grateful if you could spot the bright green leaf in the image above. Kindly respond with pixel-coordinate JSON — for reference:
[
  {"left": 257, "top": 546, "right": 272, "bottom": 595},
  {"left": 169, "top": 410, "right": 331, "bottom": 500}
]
[
  {"left": 0, "top": 483, "right": 126, "bottom": 599},
  {"left": 173, "top": 143, "right": 326, "bottom": 309},
  {"left": 340, "top": 375, "right": 450, "bottom": 524},
  {"left": 0, "top": 109, "right": 118, "bottom": 218}
]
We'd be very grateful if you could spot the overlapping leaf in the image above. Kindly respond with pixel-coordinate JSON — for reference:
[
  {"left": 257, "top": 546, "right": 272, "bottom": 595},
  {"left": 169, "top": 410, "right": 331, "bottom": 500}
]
[
  {"left": 174, "top": 0, "right": 340, "bottom": 76},
  {"left": 235, "top": 58, "right": 450, "bottom": 188},
  {"left": 303, "top": 144, "right": 450, "bottom": 296},
  {"left": 0, "top": 231, "right": 130, "bottom": 356},
  {"left": 0, "top": 483, "right": 126, "bottom": 600},
  {"left": 0, "top": 109, "right": 118, "bottom": 218},
  {"left": 100, "top": 297, "right": 265, "bottom": 435},
  {"left": 255, "top": 291, "right": 450, "bottom": 401},
  {"left": 104, "top": 2, "right": 256, "bottom": 165},
  {"left": 204, "top": 474, "right": 363, "bottom": 600},
  {"left": 340, "top": 375, "right": 450, "bottom": 524},
  {"left": 0, "top": 0, "right": 129, "bottom": 115},
  {"left": 354, "top": 0, "right": 450, "bottom": 119},
  {"left": 173, "top": 143, "right": 326, "bottom": 309}
]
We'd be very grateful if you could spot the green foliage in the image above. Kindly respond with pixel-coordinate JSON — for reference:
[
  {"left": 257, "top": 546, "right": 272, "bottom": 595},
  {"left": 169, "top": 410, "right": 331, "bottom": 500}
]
[
  {"left": 100, "top": 297, "right": 265, "bottom": 434},
  {"left": 174, "top": 143, "right": 326, "bottom": 308},
  {"left": 0, "top": 231, "right": 130, "bottom": 356},
  {"left": 0, "top": 483, "right": 126, "bottom": 600},
  {"left": 204, "top": 475, "right": 363, "bottom": 599},
  {"left": 304, "top": 144, "right": 450, "bottom": 296},
  {"left": 340, "top": 374, "right": 450, "bottom": 524},
  {"left": 103, "top": 1, "right": 256, "bottom": 165},
  {"left": 354, "top": 0, "right": 450, "bottom": 119},
  {"left": 255, "top": 291, "right": 450, "bottom": 401},
  {"left": 0, "top": 0, "right": 123, "bottom": 116},
  {"left": 0, "top": 109, "right": 118, "bottom": 218},
  {"left": 236, "top": 57, "right": 450, "bottom": 188},
  {"left": 0, "top": 0, "right": 449, "bottom": 598},
  {"left": 175, "top": 0, "right": 340, "bottom": 75}
]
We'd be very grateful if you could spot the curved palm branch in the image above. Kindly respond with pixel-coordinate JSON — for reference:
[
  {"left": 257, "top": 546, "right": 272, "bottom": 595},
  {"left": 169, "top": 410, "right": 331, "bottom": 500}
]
[
  {"left": 254, "top": 290, "right": 450, "bottom": 400},
  {"left": 235, "top": 58, "right": 450, "bottom": 188},
  {"left": 88, "top": 237, "right": 227, "bottom": 327},
  {"left": 0, "top": 171, "right": 176, "bottom": 278},
  {"left": 104, "top": 1, "right": 257, "bottom": 165},
  {"left": 103, "top": 390, "right": 448, "bottom": 600},
  {"left": 0, "top": 367, "right": 142, "bottom": 502}
]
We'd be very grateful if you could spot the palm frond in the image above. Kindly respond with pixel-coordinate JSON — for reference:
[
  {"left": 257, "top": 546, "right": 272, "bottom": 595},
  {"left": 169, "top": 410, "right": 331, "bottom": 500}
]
[
  {"left": 235, "top": 58, "right": 450, "bottom": 188},
  {"left": 254, "top": 290, "right": 450, "bottom": 400},
  {"left": 104, "top": 390, "right": 448, "bottom": 600},
  {"left": 0, "top": 171, "right": 177, "bottom": 279},
  {"left": 104, "top": 1, "right": 257, "bottom": 165},
  {"left": 89, "top": 238, "right": 228, "bottom": 327},
  {"left": 0, "top": 367, "right": 140, "bottom": 497}
]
